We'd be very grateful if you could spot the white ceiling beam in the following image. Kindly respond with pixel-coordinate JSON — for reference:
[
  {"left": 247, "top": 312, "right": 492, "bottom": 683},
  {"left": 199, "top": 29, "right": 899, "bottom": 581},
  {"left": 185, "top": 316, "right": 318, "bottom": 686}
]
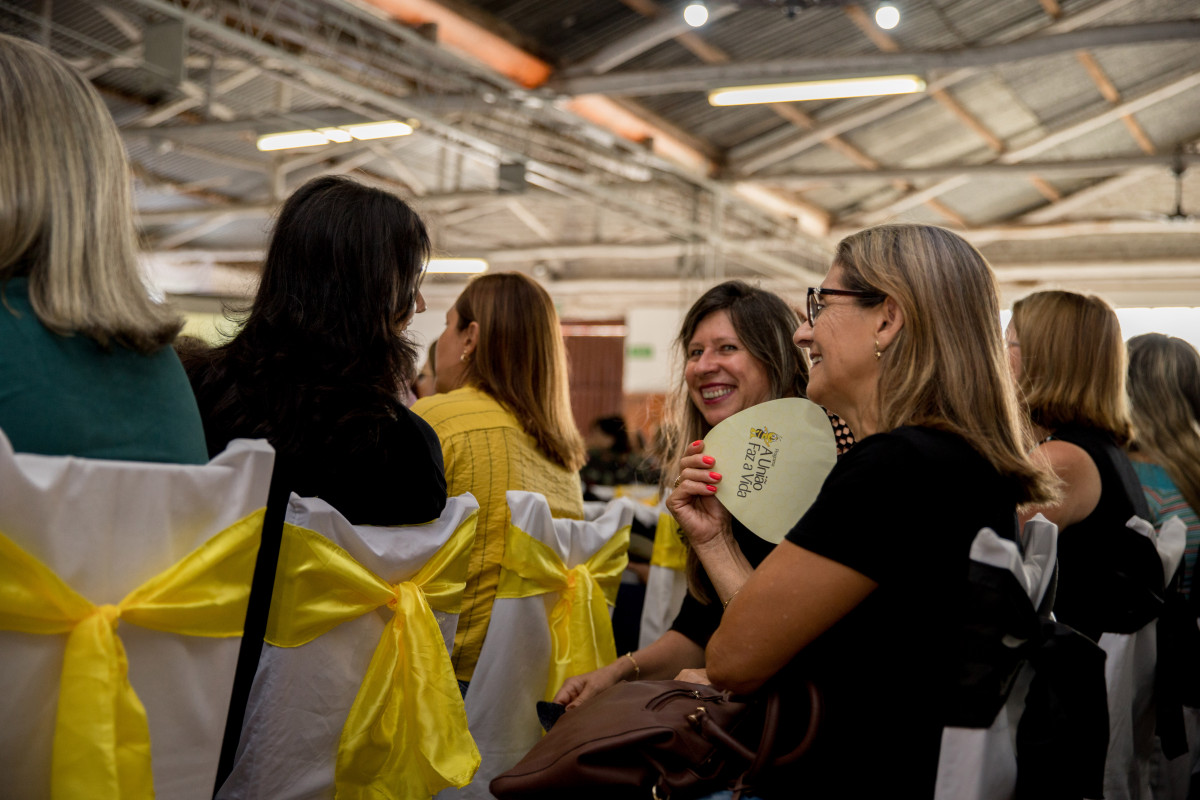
[
  {"left": 129, "top": 67, "right": 262, "bottom": 127},
  {"left": 854, "top": 69, "right": 1200, "bottom": 225},
  {"left": 153, "top": 213, "right": 241, "bottom": 250},
  {"left": 754, "top": 154, "right": 1200, "bottom": 184},
  {"left": 550, "top": 21, "right": 1200, "bottom": 97},
  {"left": 120, "top": 0, "right": 828, "bottom": 283},
  {"left": 728, "top": 0, "right": 1146, "bottom": 175}
]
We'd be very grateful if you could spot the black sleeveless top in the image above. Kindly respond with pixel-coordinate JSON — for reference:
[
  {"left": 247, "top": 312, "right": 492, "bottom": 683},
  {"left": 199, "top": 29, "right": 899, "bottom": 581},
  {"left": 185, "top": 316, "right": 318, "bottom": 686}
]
[{"left": 1049, "top": 424, "right": 1158, "bottom": 640}]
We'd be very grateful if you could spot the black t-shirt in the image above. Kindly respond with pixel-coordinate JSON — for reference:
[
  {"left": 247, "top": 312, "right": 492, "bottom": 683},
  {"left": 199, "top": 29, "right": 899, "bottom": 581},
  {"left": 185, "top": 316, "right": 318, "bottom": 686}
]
[
  {"left": 1049, "top": 424, "right": 1158, "bottom": 639},
  {"left": 188, "top": 365, "right": 447, "bottom": 527},
  {"left": 772, "top": 426, "right": 1020, "bottom": 798}
]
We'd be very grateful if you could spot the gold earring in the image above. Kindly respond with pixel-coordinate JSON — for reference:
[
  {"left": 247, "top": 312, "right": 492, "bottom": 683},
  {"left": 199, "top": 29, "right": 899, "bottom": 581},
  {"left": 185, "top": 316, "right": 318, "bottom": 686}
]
[
  {"left": 460, "top": 352, "right": 469, "bottom": 364},
  {"left": 874, "top": 339, "right": 882, "bottom": 360}
]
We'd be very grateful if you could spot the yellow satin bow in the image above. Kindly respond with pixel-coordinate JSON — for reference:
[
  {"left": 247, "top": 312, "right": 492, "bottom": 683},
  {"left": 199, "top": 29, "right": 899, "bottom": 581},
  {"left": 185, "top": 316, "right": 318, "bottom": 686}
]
[
  {"left": 495, "top": 522, "right": 630, "bottom": 701},
  {"left": 650, "top": 512, "right": 688, "bottom": 571},
  {"left": 265, "top": 514, "right": 480, "bottom": 800},
  {"left": 0, "top": 509, "right": 265, "bottom": 800}
]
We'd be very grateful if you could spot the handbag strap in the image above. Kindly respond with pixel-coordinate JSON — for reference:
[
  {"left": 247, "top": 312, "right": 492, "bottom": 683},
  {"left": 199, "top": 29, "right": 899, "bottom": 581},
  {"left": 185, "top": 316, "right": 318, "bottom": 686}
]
[{"left": 695, "top": 679, "right": 822, "bottom": 797}]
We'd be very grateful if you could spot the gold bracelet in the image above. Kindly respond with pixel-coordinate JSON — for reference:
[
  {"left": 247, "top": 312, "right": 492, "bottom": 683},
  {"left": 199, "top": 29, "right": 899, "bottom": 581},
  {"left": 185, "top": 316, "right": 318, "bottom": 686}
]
[{"left": 624, "top": 651, "right": 640, "bottom": 681}]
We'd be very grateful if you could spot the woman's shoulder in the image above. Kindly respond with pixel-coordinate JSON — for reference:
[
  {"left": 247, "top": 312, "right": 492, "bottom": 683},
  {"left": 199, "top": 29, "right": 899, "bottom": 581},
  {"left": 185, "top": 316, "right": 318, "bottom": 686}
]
[{"left": 412, "top": 386, "right": 518, "bottom": 433}]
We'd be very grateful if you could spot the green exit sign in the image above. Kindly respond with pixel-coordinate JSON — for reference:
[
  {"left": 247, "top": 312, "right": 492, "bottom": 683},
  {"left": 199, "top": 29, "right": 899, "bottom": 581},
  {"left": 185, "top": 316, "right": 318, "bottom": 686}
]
[{"left": 626, "top": 344, "right": 653, "bottom": 359}]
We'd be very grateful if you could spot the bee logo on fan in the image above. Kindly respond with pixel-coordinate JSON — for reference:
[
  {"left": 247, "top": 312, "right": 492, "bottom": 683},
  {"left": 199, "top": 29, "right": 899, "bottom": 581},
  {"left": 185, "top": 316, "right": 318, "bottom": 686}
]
[{"left": 749, "top": 426, "right": 781, "bottom": 447}]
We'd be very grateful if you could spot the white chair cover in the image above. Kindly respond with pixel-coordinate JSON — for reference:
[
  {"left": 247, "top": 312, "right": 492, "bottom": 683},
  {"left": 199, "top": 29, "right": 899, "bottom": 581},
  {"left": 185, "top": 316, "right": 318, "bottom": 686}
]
[
  {"left": 638, "top": 505, "right": 689, "bottom": 649},
  {"left": 934, "top": 514, "right": 1059, "bottom": 800},
  {"left": 217, "top": 492, "right": 481, "bottom": 800},
  {"left": 1099, "top": 515, "right": 1187, "bottom": 800},
  {"left": 0, "top": 433, "right": 275, "bottom": 800},
  {"left": 439, "top": 491, "right": 635, "bottom": 800}
]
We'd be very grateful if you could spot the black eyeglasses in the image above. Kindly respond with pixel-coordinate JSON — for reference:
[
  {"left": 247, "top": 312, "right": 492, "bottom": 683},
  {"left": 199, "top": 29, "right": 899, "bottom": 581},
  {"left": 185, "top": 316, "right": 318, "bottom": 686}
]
[{"left": 806, "top": 287, "right": 886, "bottom": 325}]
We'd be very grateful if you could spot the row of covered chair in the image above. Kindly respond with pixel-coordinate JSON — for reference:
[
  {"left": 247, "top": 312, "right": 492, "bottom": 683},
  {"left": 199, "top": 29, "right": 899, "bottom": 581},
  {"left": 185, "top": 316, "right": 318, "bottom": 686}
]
[{"left": 0, "top": 431, "right": 634, "bottom": 800}]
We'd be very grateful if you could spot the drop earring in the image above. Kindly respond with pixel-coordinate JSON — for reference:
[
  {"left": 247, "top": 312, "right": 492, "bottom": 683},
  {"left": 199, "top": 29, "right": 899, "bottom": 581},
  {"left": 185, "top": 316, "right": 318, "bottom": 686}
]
[{"left": 874, "top": 339, "right": 882, "bottom": 360}]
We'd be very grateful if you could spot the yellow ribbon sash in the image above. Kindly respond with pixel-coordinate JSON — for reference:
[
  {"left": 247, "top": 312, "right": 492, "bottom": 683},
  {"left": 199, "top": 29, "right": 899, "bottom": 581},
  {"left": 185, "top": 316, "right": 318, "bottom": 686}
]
[
  {"left": 0, "top": 509, "right": 266, "bottom": 800},
  {"left": 649, "top": 512, "right": 688, "bottom": 572},
  {"left": 495, "top": 522, "right": 631, "bottom": 701},
  {"left": 265, "top": 513, "right": 480, "bottom": 800}
]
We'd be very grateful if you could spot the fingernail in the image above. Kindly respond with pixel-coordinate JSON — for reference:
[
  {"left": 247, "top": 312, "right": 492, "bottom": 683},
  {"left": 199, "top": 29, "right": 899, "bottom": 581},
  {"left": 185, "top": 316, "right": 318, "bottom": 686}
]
[
  {"left": 709, "top": 472, "right": 721, "bottom": 481},
  {"left": 702, "top": 456, "right": 715, "bottom": 466},
  {"left": 706, "top": 485, "right": 717, "bottom": 493},
  {"left": 691, "top": 440, "right": 704, "bottom": 448}
]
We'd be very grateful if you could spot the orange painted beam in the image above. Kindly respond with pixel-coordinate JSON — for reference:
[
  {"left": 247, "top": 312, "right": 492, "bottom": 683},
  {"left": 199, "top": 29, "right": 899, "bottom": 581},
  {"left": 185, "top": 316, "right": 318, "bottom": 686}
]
[
  {"left": 362, "top": 0, "right": 552, "bottom": 88},
  {"left": 361, "top": 0, "right": 716, "bottom": 175},
  {"left": 566, "top": 95, "right": 713, "bottom": 174}
]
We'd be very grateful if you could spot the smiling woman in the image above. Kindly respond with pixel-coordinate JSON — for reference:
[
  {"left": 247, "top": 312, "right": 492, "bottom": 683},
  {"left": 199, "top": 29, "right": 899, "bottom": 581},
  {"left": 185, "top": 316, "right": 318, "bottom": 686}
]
[
  {"left": 553, "top": 280, "right": 851, "bottom": 711},
  {"left": 685, "top": 309, "right": 773, "bottom": 426},
  {"left": 666, "top": 225, "right": 1065, "bottom": 798}
]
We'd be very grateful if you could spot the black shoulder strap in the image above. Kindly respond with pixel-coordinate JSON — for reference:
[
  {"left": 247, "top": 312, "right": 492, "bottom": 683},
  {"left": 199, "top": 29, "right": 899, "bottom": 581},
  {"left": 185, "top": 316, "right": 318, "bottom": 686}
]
[{"left": 212, "top": 462, "right": 290, "bottom": 796}]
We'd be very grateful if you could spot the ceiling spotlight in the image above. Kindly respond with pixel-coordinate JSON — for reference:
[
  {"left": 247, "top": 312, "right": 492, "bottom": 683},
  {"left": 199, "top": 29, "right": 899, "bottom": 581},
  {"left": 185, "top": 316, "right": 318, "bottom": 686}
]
[
  {"left": 875, "top": 3, "right": 900, "bottom": 29},
  {"left": 683, "top": 1, "right": 709, "bottom": 28}
]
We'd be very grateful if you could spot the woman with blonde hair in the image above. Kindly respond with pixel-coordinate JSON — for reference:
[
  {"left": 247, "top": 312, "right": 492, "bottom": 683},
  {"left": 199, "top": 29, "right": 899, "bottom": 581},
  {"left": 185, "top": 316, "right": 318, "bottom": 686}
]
[
  {"left": 1127, "top": 333, "right": 1200, "bottom": 597},
  {"left": 670, "top": 224, "right": 1058, "bottom": 796},
  {"left": 413, "top": 272, "right": 586, "bottom": 682},
  {"left": 0, "top": 33, "right": 205, "bottom": 463},
  {"left": 1007, "top": 291, "right": 1152, "bottom": 638},
  {"left": 1008, "top": 291, "right": 1164, "bottom": 800}
]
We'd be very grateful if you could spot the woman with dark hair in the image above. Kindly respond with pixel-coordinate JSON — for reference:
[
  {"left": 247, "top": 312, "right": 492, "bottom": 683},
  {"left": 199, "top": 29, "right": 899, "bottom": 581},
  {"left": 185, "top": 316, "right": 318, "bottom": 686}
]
[
  {"left": 183, "top": 175, "right": 445, "bottom": 524},
  {"left": 554, "top": 280, "right": 843, "bottom": 708}
]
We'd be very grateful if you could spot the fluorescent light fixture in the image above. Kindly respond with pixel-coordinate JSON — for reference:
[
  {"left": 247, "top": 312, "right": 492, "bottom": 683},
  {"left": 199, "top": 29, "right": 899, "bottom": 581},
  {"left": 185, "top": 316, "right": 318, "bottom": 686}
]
[
  {"left": 683, "top": 1, "right": 708, "bottom": 27},
  {"left": 256, "top": 120, "right": 415, "bottom": 152},
  {"left": 256, "top": 130, "right": 331, "bottom": 151},
  {"left": 875, "top": 3, "right": 900, "bottom": 29},
  {"left": 427, "top": 258, "right": 488, "bottom": 275},
  {"left": 345, "top": 120, "right": 414, "bottom": 140},
  {"left": 317, "top": 127, "right": 353, "bottom": 143},
  {"left": 709, "top": 74, "right": 926, "bottom": 106}
]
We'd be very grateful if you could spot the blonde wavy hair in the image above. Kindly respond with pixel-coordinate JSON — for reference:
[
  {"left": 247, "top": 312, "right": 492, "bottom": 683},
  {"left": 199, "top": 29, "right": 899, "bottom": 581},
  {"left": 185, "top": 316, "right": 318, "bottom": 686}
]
[
  {"left": 452, "top": 272, "right": 586, "bottom": 471},
  {"left": 0, "top": 34, "right": 181, "bottom": 352},
  {"left": 1127, "top": 333, "right": 1200, "bottom": 515},
  {"left": 1010, "top": 290, "right": 1132, "bottom": 445},
  {"left": 836, "top": 224, "right": 1057, "bottom": 505}
]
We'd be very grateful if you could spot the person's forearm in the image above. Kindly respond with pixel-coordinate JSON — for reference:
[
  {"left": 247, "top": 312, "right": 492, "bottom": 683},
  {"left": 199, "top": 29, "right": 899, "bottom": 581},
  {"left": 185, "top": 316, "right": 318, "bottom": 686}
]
[
  {"left": 627, "top": 631, "right": 706, "bottom": 680},
  {"left": 690, "top": 534, "right": 755, "bottom": 607}
]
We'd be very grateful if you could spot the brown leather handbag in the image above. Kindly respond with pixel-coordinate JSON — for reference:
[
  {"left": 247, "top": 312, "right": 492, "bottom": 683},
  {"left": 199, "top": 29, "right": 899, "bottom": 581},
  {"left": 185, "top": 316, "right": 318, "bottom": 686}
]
[{"left": 490, "top": 678, "right": 821, "bottom": 800}]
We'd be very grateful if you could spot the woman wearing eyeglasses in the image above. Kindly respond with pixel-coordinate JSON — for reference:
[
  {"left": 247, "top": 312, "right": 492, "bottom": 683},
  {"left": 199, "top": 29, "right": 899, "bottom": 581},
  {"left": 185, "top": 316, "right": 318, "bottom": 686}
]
[
  {"left": 554, "top": 280, "right": 840, "bottom": 710},
  {"left": 669, "top": 225, "right": 1057, "bottom": 797}
]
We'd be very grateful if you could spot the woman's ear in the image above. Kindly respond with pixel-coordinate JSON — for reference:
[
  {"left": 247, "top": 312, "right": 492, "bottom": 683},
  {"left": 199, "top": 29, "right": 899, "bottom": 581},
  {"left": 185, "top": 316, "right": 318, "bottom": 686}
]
[
  {"left": 461, "top": 320, "right": 480, "bottom": 356},
  {"left": 875, "top": 297, "right": 905, "bottom": 350}
]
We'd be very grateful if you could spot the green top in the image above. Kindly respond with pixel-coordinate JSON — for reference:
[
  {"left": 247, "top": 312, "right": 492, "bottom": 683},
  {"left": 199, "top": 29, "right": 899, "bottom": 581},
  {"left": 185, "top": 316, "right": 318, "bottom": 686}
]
[{"left": 0, "top": 278, "right": 208, "bottom": 464}]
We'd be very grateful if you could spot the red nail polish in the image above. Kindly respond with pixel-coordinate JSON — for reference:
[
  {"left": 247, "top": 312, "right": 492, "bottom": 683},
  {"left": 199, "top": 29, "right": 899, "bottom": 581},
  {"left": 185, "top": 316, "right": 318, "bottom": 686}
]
[
  {"left": 702, "top": 456, "right": 715, "bottom": 466},
  {"left": 709, "top": 472, "right": 722, "bottom": 481},
  {"left": 706, "top": 485, "right": 717, "bottom": 493},
  {"left": 691, "top": 440, "right": 704, "bottom": 448}
]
